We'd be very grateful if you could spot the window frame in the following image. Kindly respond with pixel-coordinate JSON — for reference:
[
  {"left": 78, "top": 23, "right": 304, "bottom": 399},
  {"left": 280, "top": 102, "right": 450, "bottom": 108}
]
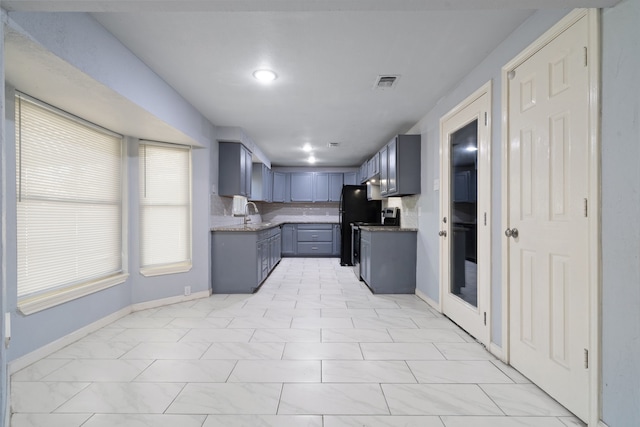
[
  {"left": 138, "top": 140, "right": 193, "bottom": 277},
  {"left": 15, "top": 93, "right": 128, "bottom": 315}
]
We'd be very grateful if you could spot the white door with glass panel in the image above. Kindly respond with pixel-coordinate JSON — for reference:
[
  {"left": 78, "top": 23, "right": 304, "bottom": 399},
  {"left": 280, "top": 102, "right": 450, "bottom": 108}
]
[{"left": 439, "top": 84, "right": 491, "bottom": 346}]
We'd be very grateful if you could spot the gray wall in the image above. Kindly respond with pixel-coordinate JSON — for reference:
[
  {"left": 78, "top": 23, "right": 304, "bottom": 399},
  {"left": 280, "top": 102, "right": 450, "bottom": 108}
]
[
  {"left": 410, "top": 9, "right": 571, "bottom": 346},
  {"left": 2, "top": 12, "right": 215, "bottom": 361},
  {"left": 601, "top": 0, "right": 640, "bottom": 424}
]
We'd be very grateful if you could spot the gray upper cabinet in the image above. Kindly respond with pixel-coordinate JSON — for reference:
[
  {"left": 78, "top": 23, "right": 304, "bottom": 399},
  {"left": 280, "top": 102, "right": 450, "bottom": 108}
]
[
  {"left": 328, "top": 173, "right": 344, "bottom": 202},
  {"left": 313, "top": 173, "right": 329, "bottom": 202},
  {"left": 379, "top": 134, "right": 421, "bottom": 197},
  {"left": 387, "top": 138, "right": 398, "bottom": 194},
  {"left": 379, "top": 145, "right": 388, "bottom": 195},
  {"left": 344, "top": 172, "right": 357, "bottom": 185},
  {"left": 359, "top": 162, "right": 368, "bottom": 183},
  {"left": 219, "top": 142, "right": 252, "bottom": 197},
  {"left": 272, "top": 170, "right": 356, "bottom": 203},
  {"left": 290, "top": 172, "right": 314, "bottom": 202},
  {"left": 368, "top": 152, "right": 380, "bottom": 179},
  {"left": 272, "top": 172, "right": 287, "bottom": 202},
  {"left": 250, "top": 163, "right": 273, "bottom": 202}
]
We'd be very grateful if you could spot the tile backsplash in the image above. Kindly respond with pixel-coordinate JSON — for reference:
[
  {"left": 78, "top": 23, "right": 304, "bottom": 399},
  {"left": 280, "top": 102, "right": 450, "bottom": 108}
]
[
  {"left": 385, "top": 195, "right": 419, "bottom": 229},
  {"left": 260, "top": 202, "right": 339, "bottom": 223},
  {"left": 210, "top": 195, "right": 339, "bottom": 227},
  {"left": 210, "top": 194, "right": 419, "bottom": 228}
]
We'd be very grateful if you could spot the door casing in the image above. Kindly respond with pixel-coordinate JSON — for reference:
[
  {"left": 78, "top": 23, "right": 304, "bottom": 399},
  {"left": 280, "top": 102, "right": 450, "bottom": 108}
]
[{"left": 500, "top": 8, "right": 601, "bottom": 425}]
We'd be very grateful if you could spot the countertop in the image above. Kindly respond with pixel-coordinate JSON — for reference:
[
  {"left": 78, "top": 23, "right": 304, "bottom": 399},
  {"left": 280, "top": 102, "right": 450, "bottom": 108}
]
[
  {"left": 358, "top": 225, "right": 418, "bottom": 232},
  {"left": 211, "top": 220, "right": 338, "bottom": 232}
]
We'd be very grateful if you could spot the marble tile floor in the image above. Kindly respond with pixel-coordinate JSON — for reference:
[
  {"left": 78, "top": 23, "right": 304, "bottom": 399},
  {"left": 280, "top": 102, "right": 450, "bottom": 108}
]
[{"left": 10, "top": 257, "right": 585, "bottom": 427}]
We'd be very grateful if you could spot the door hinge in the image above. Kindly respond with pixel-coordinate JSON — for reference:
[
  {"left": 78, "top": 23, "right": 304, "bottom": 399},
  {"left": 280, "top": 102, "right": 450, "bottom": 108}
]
[
  {"left": 584, "top": 198, "right": 588, "bottom": 217},
  {"left": 584, "top": 348, "right": 589, "bottom": 369},
  {"left": 584, "top": 47, "right": 588, "bottom": 67},
  {"left": 484, "top": 212, "right": 487, "bottom": 226},
  {"left": 484, "top": 312, "right": 487, "bottom": 325},
  {"left": 484, "top": 112, "right": 488, "bottom": 126}
]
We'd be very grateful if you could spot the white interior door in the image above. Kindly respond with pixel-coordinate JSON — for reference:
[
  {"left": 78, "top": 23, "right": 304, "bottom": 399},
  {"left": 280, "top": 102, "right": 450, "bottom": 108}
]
[
  {"left": 506, "top": 14, "right": 590, "bottom": 421},
  {"left": 440, "top": 84, "right": 491, "bottom": 346}
]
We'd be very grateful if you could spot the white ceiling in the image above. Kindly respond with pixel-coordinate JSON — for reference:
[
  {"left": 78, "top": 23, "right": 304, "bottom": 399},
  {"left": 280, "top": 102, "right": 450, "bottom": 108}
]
[{"left": 3, "top": 1, "right": 620, "bottom": 167}]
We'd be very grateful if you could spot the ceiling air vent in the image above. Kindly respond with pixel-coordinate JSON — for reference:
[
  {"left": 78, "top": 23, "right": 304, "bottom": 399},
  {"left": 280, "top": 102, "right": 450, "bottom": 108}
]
[
  {"left": 374, "top": 75, "right": 400, "bottom": 90},
  {"left": 327, "top": 142, "right": 340, "bottom": 148}
]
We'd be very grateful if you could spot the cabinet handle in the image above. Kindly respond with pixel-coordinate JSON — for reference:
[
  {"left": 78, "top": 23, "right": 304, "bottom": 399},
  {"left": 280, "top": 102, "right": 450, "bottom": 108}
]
[{"left": 312, "top": 247, "right": 318, "bottom": 250}]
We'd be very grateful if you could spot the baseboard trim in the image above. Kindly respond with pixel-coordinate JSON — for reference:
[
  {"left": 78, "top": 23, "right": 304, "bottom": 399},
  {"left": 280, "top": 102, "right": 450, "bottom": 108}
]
[
  {"left": 8, "top": 306, "right": 132, "bottom": 374},
  {"left": 415, "top": 289, "right": 441, "bottom": 312},
  {"left": 9, "top": 289, "right": 211, "bottom": 374},
  {"left": 131, "top": 290, "right": 211, "bottom": 312}
]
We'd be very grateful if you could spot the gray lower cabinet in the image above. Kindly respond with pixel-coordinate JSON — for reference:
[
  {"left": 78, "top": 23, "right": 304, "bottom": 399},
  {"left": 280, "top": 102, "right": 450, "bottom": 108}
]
[
  {"left": 359, "top": 229, "right": 417, "bottom": 294},
  {"left": 211, "top": 226, "right": 282, "bottom": 293},
  {"left": 332, "top": 224, "right": 341, "bottom": 256},
  {"left": 281, "top": 223, "right": 339, "bottom": 257},
  {"left": 281, "top": 224, "right": 296, "bottom": 255}
]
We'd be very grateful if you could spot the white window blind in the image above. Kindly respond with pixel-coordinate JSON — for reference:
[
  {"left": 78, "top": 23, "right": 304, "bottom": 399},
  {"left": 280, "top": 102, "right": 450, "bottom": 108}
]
[
  {"left": 139, "top": 142, "right": 192, "bottom": 275},
  {"left": 16, "top": 94, "right": 124, "bottom": 308}
]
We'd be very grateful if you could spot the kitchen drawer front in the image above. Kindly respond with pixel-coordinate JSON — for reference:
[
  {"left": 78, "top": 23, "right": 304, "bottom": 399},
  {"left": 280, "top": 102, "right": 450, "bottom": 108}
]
[
  {"left": 297, "top": 224, "right": 333, "bottom": 230},
  {"left": 297, "top": 229, "right": 333, "bottom": 242},
  {"left": 297, "top": 242, "right": 333, "bottom": 255}
]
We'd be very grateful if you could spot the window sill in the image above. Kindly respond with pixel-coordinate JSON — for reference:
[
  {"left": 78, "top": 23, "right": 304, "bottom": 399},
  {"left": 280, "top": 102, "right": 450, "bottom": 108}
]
[
  {"left": 140, "top": 262, "right": 192, "bottom": 277},
  {"left": 18, "top": 273, "right": 129, "bottom": 316}
]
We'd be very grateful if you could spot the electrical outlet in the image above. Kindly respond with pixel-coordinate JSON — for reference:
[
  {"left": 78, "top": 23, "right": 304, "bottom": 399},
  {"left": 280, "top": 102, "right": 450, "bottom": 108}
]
[{"left": 184, "top": 286, "right": 191, "bottom": 296}]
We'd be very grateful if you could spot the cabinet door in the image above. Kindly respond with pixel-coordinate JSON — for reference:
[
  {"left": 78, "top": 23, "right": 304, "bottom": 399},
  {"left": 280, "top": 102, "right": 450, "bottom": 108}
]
[
  {"left": 387, "top": 138, "right": 398, "bottom": 195},
  {"left": 379, "top": 146, "right": 388, "bottom": 195},
  {"left": 453, "top": 170, "right": 470, "bottom": 202},
  {"left": 313, "top": 173, "right": 329, "bottom": 202},
  {"left": 328, "top": 173, "right": 344, "bottom": 202},
  {"left": 281, "top": 224, "right": 296, "bottom": 255},
  {"left": 265, "top": 168, "right": 273, "bottom": 203},
  {"left": 359, "top": 162, "right": 367, "bottom": 183},
  {"left": 219, "top": 142, "right": 252, "bottom": 197},
  {"left": 273, "top": 172, "right": 286, "bottom": 202},
  {"left": 256, "top": 240, "right": 264, "bottom": 284},
  {"left": 361, "top": 237, "right": 371, "bottom": 283},
  {"left": 290, "top": 173, "right": 314, "bottom": 202},
  {"left": 275, "top": 230, "right": 282, "bottom": 264},
  {"left": 244, "top": 149, "right": 253, "bottom": 197},
  {"left": 332, "top": 224, "right": 341, "bottom": 256},
  {"left": 343, "top": 172, "right": 357, "bottom": 186}
]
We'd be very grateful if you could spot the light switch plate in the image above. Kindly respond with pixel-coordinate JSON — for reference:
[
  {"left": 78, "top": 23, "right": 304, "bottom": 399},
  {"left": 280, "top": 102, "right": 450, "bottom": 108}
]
[{"left": 433, "top": 179, "right": 440, "bottom": 191}]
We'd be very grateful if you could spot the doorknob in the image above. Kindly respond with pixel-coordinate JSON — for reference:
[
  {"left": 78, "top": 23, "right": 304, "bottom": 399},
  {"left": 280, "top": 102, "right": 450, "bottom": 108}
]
[
  {"left": 504, "top": 228, "right": 519, "bottom": 238},
  {"left": 438, "top": 230, "right": 447, "bottom": 237}
]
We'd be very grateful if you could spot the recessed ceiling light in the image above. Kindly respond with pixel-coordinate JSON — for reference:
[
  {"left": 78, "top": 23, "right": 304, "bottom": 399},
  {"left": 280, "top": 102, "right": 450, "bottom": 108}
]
[
  {"left": 308, "top": 155, "right": 316, "bottom": 164},
  {"left": 303, "top": 143, "right": 313, "bottom": 152},
  {"left": 253, "top": 69, "right": 277, "bottom": 83}
]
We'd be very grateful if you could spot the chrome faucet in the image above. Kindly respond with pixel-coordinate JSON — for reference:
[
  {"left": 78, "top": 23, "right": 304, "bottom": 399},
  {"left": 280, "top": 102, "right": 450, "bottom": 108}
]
[{"left": 243, "top": 201, "right": 259, "bottom": 224}]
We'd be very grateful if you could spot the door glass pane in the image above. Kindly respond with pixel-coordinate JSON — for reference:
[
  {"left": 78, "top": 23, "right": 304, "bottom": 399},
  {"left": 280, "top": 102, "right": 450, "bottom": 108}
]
[{"left": 449, "top": 120, "right": 478, "bottom": 307}]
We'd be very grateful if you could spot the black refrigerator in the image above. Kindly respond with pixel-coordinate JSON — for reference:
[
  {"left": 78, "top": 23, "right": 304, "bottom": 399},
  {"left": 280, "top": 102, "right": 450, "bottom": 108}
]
[{"left": 339, "top": 185, "right": 382, "bottom": 266}]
